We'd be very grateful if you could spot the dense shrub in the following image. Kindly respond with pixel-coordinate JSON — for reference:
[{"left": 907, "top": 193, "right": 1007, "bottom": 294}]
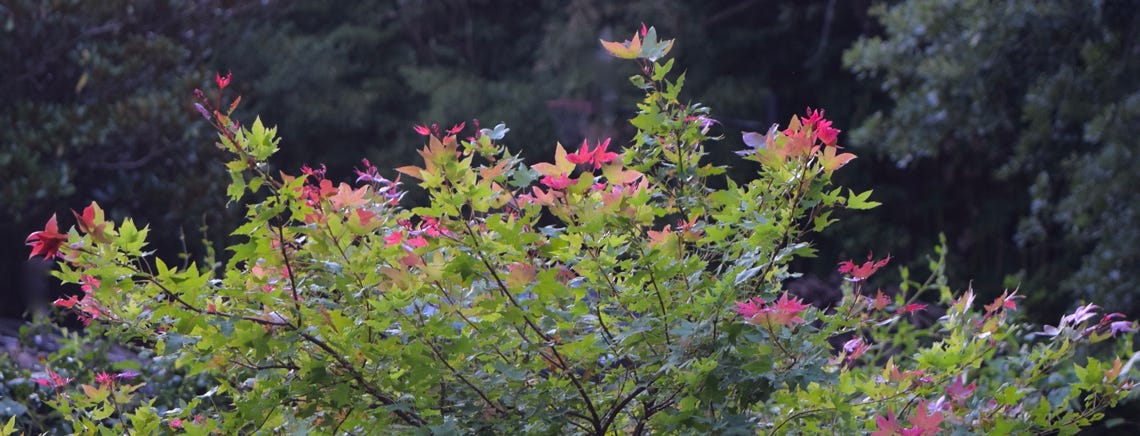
[{"left": 11, "top": 27, "right": 1137, "bottom": 435}]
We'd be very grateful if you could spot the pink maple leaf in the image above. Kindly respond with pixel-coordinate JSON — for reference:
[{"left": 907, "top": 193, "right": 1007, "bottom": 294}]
[
  {"left": 946, "top": 374, "right": 976, "bottom": 404},
  {"left": 95, "top": 371, "right": 114, "bottom": 386},
  {"left": 540, "top": 173, "right": 574, "bottom": 190},
  {"left": 871, "top": 409, "right": 900, "bottom": 436},
  {"left": 34, "top": 370, "right": 72, "bottom": 389},
  {"left": 566, "top": 138, "right": 619, "bottom": 170},
  {"left": 384, "top": 231, "right": 404, "bottom": 247},
  {"left": 907, "top": 401, "right": 944, "bottom": 435},
  {"left": 734, "top": 297, "right": 765, "bottom": 318},
  {"left": 745, "top": 293, "right": 810, "bottom": 328}
]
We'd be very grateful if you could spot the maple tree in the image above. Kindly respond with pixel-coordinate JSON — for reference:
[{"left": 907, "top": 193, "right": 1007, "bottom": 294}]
[{"left": 15, "top": 26, "right": 1139, "bottom": 435}]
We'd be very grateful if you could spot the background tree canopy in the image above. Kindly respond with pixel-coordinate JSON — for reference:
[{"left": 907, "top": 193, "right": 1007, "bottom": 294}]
[
  {"left": 2, "top": 0, "right": 1138, "bottom": 328},
  {"left": 843, "top": 0, "right": 1140, "bottom": 319}
]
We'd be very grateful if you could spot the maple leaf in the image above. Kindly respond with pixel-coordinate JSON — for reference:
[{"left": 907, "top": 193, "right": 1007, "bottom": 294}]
[
  {"left": 898, "top": 303, "right": 927, "bottom": 315},
  {"left": 646, "top": 225, "right": 675, "bottom": 249},
  {"left": 79, "top": 275, "right": 99, "bottom": 294},
  {"left": 803, "top": 107, "right": 826, "bottom": 128},
  {"left": 818, "top": 143, "right": 856, "bottom": 173},
  {"left": 737, "top": 123, "right": 779, "bottom": 156},
  {"left": 329, "top": 183, "right": 369, "bottom": 210},
  {"left": 734, "top": 297, "right": 766, "bottom": 318},
  {"left": 872, "top": 290, "right": 891, "bottom": 311},
  {"left": 837, "top": 252, "right": 891, "bottom": 282},
  {"left": 215, "top": 71, "right": 231, "bottom": 89},
  {"left": 816, "top": 120, "right": 840, "bottom": 146},
  {"left": 420, "top": 216, "right": 450, "bottom": 238},
  {"left": 767, "top": 293, "right": 810, "bottom": 325},
  {"left": 675, "top": 215, "right": 703, "bottom": 241},
  {"left": 506, "top": 262, "right": 537, "bottom": 288},
  {"left": 870, "top": 409, "right": 900, "bottom": 436},
  {"left": 906, "top": 401, "right": 944, "bottom": 435},
  {"left": 351, "top": 207, "right": 379, "bottom": 229},
  {"left": 395, "top": 164, "right": 425, "bottom": 180},
  {"left": 746, "top": 292, "right": 810, "bottom": 328},
  {"left": 1110, "top": 320, "right": 1137, "bottom": 336},
  {"left": 532, "top": 142, "right": 578, "bottom": 178},
  {"left": 567, "top": 138, "right": 619, "bottom": 170},
  {"left": 599, "top": 31, "right": 643, "bottom": 59},
  {"left": 784, "top": 128, "right": 817, "bottom": 158},
  {"left": 802, "top": 107, "right": 841, "bottom": 146},
  {"left": 53, "top": 295, "right": 80, "bottom": 309},
  {"left": 842, "top": 337, "right": 869, "bottom": 362},
  {"left": 983, "top": 289, "right": 1022, "bottom": 313},
  {"left": 73, "top": 201, "right": 111, "bottom": 243},
  {"left": 478, "top": 159, "right": 510, "bottom": 182},
  {"left": 601, "top": 160, "right": 643, "bottom": 185},
  {"left": 34, "top": 370, "right": 73, "bottom": 389},
  {"left": 384, "top": 231, "right": 404, "bottom": 247},
  {"left": 406, "top": 235, "right": 428, "bottom": 248},
  {"left": 1106, "top": 357, "right": 1126, "bottom": 382},
  {"left": 1061, "top": 303, "right": 1100, "bottom": 327},
  {"left": 530, "top": 186, "right": 559, "bottom": 206},
  {"left": 26, "top": 214, "right": 68, "bottom": 259},
  {"left": 95, "top": 371, "right": 114, "bottom": 386},
  {"left": 540, "top": 173, "right": 574, "bottom": 190},
  {"left": 447, "top": 121, "right": 465, "bottom": 135},
  {"left": 355, "top": 158, "right": 392, "bottom": 185},
  {"left": 397, "top": 134, "right": 458, "bottom": 180},
  {"left": 945, "top": 374, "right": 976, "bottom": 403}
]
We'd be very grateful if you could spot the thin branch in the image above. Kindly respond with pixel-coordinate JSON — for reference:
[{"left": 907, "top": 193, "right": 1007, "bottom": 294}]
[
  {"left": 419, "top": 308, "right": 509, "bottom": 417},
  {"left": 298, "top": 331, "right": 428, "bottom": 427}
]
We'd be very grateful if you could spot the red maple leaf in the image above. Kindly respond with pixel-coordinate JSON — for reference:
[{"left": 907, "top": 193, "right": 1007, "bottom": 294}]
[
  {"left": 72, "top": 201, "right": 110, "bottom": 243},
  {"left": 898, "top": 303, "right": 927, "bottom": 315},
  {"left": 53, "top": 295, "right": 80, "bottom": 309},
  {"left": 26, "top": 214, "right": 68, "bottom": 259},
  {"left": 215, "top": 71, "right": 232, "bottom": 90},
  {"left": 838, "top": 252, "right": 891, "bottom": 282}
]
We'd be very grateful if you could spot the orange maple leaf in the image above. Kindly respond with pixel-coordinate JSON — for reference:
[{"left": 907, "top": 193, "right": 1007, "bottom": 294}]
[
  {"left": 531, "top": 142, "right": 577, "bottom": 178},
  {"left": 329, "top": 183, "right": 369, "bottom": 210},
  {"left": 599, "top": 32, "right": 642, "bottom": 59}
]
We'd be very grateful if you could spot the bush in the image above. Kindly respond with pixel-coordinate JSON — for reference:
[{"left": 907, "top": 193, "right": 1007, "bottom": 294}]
[{"left": 15, "top": 26, "right": 1138, "bottom": 435}]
